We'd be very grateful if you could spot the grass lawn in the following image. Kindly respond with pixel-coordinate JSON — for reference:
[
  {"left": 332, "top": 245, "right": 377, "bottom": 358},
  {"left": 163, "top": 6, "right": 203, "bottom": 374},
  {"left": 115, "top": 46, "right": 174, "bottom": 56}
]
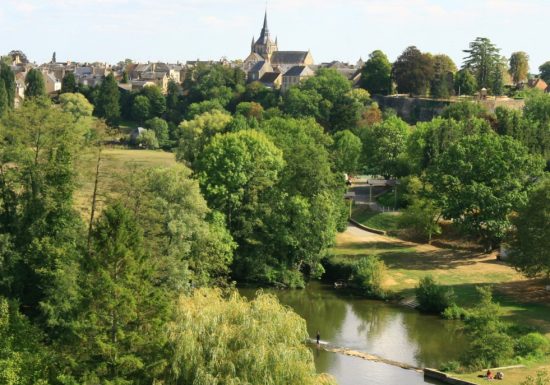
[
  {"left": 351, "top": 205, "right": 402, "bottom": 233},
  {"left": 75, "top": 147, "right": 176, "bottom": 217},
  {"left": 333, "top": 226, "right": 550, "bottom": 336},
  {"left": 453, "top": 363, "right": 550, "bottom": 385}
]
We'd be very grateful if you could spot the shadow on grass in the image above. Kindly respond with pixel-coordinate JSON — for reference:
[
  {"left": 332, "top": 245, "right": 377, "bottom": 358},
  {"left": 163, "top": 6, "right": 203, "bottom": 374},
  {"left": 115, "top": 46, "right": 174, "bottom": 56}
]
[
  {"left": 336, "top": 241, "right": 412, "bottom": 251},
  {"left": 379, "top": 249, "right": 481, "bottom": 271}
]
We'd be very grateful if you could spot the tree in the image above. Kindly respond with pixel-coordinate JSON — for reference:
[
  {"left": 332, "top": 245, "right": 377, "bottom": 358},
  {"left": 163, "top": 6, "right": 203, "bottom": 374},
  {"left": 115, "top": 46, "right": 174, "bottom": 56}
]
[
  {"left": 361, "top": 50, "right": 392, "bottom": 95},
  {"left": 120, "top": 165, "right": 235, "bottom": 287},
  {"left": 144, "top": 117, "right": 170, "bottom": 147},
  {"left": 168, "top": 289, "right": 336, "bottom": 385},
  {"left": 509, "top": 52, "right": 530, "bottom": 85},
  {"left": 332, "top": 129, "right": 362, "bottom": 173},
  {"left": 415, "top": 276, "right": 455, "bottom": 314},
  {"left": 427, "top": 133, "right": 545, "bottom": 249},
  {"left": 0, "top": 62, "right": 15, "bottom": 108},
  {"left": 361, "top": 115, "right": 411, "bottom": 178},
  {"left": 136, "top": 129, "right": 159, "bottom": 149},
  {"left": 59, "top": 92, "right": 94, "bottom": 121},
  {"left": 454, "top": 68, "right": 477, "bottom": 96},
  {"left": 539, "top": 61, "right": 550, "bottom": 84},
  {"left": 462, "top": 37, "right": 501, "bottom": 91},
  {"left": 0, "top": 80, "right": 7, "bottom": 116},
  {"left": 510, "top": 177, "right": 550, "bottom": 278},
  {"left": 141, "top": 85, "right": 166, "bottom": 117},
  {"left": 131, "top": 95, "right": 151, "bottom": 123},
  {"left": 24, "top": 69, "right": 46, "bottom": 99},
  {"left": 76, "top": 203, "right": 169, "bottom": 384},
  {"left": 96, "top": 73, "right": 120, "bottom": 125},
  {"left": 196, "top": 129, "right": 284, "bottom": 229},
  {"left": 176, "top": 110, "right": 232, "bottom": 166},
  {"left": 431, "top": 54, "right": 457, "bottom": 99},
  {"left": 61, "top": 71, "right": 77, "bottom": 93},
  {"left": 392, "top": 46, "right": 434, "bottom": 96},
  {"left": 399, "top": 196, "right": 441, "bottom": 243}
]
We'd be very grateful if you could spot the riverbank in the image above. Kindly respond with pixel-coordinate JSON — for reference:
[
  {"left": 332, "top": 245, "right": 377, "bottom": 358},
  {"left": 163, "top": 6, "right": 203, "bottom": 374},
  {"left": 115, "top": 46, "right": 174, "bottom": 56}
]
[{"left": 331, "top": 224, "right": 550, "bottom": 335}]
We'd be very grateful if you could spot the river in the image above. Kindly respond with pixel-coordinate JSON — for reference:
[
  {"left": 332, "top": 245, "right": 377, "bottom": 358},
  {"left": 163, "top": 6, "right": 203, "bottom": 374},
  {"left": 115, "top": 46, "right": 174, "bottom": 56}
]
[{"left": 240, "top": 282, "right": 467, "bottom": 385}]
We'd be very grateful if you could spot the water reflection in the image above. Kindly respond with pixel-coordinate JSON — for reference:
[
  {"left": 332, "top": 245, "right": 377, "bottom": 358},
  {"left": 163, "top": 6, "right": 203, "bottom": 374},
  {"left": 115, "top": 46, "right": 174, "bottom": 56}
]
[{"left": 240, "top": 282, "right": 465, "bottom": 384}]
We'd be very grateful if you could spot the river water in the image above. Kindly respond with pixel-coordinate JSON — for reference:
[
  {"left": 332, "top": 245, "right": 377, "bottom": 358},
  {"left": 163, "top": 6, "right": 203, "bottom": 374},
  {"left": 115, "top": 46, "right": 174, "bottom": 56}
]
[{"left": 240, "top": 282, "right": 467, "bottom": 385}]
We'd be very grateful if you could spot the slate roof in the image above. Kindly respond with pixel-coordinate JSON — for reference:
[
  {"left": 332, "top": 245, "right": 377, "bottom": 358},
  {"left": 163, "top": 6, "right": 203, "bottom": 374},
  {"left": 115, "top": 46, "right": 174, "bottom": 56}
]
[
  {"left": 260, "top": 72, "right": 281, "bottom": 83},
  {"left": 284, "top": 66, "right": 311, "bottom": 77},
  {"left": 249, "top": 61, "right": 272, "bottom": 73},
  {"left": 271, "top": 51, "right": 309, "bottom": 65}
]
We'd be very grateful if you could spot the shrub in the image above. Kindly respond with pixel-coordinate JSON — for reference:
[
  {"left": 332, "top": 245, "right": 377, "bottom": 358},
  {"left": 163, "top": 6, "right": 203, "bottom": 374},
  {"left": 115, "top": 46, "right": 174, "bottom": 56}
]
[
  {"left": 137, "top": 129, "right": 159, "bottom": 149},
  {"left": 352, "top": 255, "right": 386, "bottom": 298},
  {"left": 515, "top": 333, "right": 550, "bottom": 358},
  {"left": 442, "top": 304, "right": 470, "bottom": 320},
  {"left": 415, "top": 275, "right": 455, "bottom": 314},
  {"left": 439, "top": 360, "right": 461, "bottom": 373}
]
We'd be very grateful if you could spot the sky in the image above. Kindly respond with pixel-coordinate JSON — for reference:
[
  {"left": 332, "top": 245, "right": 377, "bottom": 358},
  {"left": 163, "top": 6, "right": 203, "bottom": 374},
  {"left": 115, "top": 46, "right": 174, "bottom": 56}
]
[{"left": 0, "top": 0, "right": 548, "bottom": 70}]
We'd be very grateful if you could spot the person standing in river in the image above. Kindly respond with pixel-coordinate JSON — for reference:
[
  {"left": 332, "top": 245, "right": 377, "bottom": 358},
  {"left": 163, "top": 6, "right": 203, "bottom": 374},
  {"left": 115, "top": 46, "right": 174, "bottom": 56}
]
[{"left": 316, "top": 331, "right": 320, "bottom": 345}]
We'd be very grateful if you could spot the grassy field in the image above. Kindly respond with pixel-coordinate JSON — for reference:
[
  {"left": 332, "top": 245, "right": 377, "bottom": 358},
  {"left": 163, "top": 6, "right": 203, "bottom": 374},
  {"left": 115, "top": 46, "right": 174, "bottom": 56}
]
[
  {"left": 454, "top": 363, "right": 550, "bottom": 385},
  {"left": 333, "top": 226, "right": 550, "bottom": 334},
  {"left": 75, "top": 147, "right": 177, "bottom": 217},
  {"left": 351, "top": 205, "right": 402, "bottom": 233}
]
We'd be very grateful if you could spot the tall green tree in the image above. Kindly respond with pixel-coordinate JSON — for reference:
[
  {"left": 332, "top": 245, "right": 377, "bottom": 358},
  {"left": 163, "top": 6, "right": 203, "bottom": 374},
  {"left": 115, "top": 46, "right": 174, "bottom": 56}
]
[
  {"left": 361, "top": 50, "right": 392, "bottom": 95},
  {"left": 24, "top": 69, "right": 46, "bottom": 99},
  {"left": 361, "top": 115, "right": 411, "bottom": 178},
  {"left": 332, "top": 129, "right": 362, "bottom": 174},
  {"left": 61, "top": 71, "right": 77, "bottom": 93},
  {"left": 509, "top": 52, "right": 530, "bottom": 85},
  {"left": 462, "top": 37, "right": 501, "bottom": 91},
  {"left": 392, "top": 46, "right": 434, "bottom": 96},
  {"left": 431, "top": 54, "right": 457, "bottom": 98},
  {"left": 131, "top": 95, "right": 150, "bottom": 123},
  {"left": 96, "top": 73, "right": 120, "bottom": 125},
  {"left": 539, "top": 61, "right": 550, "bottom": 84},
  {"left": 454, "top": 68, "right": 477, "bottom": 96},
  {"left": 510, "top": 177, "right": 550, "bottom": 278},
  {"left": 427, "top": 133, "right": 545, "bottom": 249},
  {"left": 141, "top": 85, "right": 166, "bottom": 117},
  {"left": 0, "top": 62, "right": 15, "bottom": 108},
  {"left": 76, "top": 203, "right": 169, "bottom": 384},
  {"left": 0, "top": 80, "right": 8, "bottom": 116}
]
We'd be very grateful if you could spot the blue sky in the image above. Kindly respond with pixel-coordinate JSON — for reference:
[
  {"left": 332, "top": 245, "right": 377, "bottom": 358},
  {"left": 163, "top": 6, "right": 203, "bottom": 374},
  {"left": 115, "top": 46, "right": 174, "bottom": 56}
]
[{"left": 0, "top": 0, "right": 548, "bottom": 70}]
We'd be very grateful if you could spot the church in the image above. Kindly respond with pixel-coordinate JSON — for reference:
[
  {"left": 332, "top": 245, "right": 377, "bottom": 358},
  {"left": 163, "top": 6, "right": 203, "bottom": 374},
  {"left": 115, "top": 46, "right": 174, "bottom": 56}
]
[{"left": 244, "top": 12, "right": 314, "bottom": 91}]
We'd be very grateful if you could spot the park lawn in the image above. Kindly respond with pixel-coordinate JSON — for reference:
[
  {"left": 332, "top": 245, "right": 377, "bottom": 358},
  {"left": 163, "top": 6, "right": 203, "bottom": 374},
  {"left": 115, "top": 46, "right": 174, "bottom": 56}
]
[
  {"left": 333, "top": 227, "right": 550, "bottom": 335},
  {"left": 75, "top": 147, "right": 177, "bottom": 217},
  {"left": 351, "top": 205, "right": 402, "bottom": 233},
  {"left": 453, "top": 362, "right": 550, "bottom": 385}
]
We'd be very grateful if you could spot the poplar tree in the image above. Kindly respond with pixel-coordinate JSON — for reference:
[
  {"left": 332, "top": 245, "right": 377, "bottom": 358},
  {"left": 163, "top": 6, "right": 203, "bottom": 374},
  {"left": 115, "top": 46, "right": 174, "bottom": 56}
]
[
  {"left": 24, "top": 68, "right": 46, "bottom": 99},
  {"left": 96, "top": 73, "right": 120, "bottom": 125},
  {"left": 0, "top": 62, "right": 15, "bottom": 108}
]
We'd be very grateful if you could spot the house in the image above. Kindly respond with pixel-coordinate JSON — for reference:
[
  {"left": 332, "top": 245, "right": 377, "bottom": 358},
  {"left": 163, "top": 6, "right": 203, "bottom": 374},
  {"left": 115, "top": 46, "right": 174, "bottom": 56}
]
[
  {"left": 282, "top": 65, "right": 315, "bottom": 92},
  {"left": 43, "top": 72, "right": 61, "bottom": 94},
  {"left": 528, "top": 78, "right": 549, "bottom": 92}
]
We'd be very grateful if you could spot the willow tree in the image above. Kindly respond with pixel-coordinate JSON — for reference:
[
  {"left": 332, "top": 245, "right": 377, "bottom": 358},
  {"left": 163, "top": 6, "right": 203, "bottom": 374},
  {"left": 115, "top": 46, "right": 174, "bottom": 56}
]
[{"left": 168, "top": 289, "right": 336, "bottom": 385}]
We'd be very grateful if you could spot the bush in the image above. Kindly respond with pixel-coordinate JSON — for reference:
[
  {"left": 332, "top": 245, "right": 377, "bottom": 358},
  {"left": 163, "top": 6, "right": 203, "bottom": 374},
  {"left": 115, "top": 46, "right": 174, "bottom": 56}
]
[
  {"left": 415, "top": 275, "right": 455, "bottom": 314},
  {"left": 137, "top": 129, "right": 159, "bottom": 149},
  {"left": 515, "top": 333, "right": 550, "bottom": 358},
  {"left": 439, "top": 360, "right": 461, "bottom": 373},
  {"left": 442, "top": 304, "right": 470, "bottom": 320},
  {"left": 351, "top": 255, "right": 386, "bottom": 298}
]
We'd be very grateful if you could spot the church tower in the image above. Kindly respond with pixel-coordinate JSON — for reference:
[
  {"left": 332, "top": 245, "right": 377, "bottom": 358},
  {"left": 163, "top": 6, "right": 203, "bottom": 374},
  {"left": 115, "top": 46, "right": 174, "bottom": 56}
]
[{"left": 251, "top": 11, "right": 278, "bottom": 61}]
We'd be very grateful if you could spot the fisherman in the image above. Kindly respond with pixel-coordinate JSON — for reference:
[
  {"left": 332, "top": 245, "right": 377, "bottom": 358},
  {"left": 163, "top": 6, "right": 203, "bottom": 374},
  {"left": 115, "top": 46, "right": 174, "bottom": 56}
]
[{"left": 316, "top": 331, "right": 320, "bottom": 345}]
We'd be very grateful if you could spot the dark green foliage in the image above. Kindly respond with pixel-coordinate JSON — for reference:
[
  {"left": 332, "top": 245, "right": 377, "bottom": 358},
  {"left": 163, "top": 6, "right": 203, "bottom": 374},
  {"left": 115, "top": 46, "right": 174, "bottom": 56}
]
[
  {"left": 454, "top": 68, "right": 477, "bottom": 95},
  {"left": 360, "top": 115, "right": 411, "bottom": 178},
  {"left": 96, "top": 73, "right": 120, "bottom": 125},
  {"left": 431, "top": 54, "right": 457, "bottom": 99},
  {"left": 415, "top": 276, "right": 455, "bottom": 314},
  {"left": 24, "top": 69, "right": 46, "bottom": 99},
  {"left": 61, "top": 72, "right": 77, "bottom": 93},
  {"left": 539, "top": 61, "right": 550, "bottom": 84},
  {"left": 392, "top": 46, "right": 434, "bottom": 96},
  {"left": 0, "top": 62, "right": 15, "bottom": 108},
  {"left": 462, "top": 37, "right": 502, "bottom": 91},
  {"left": 332, "top": 129, "right": 362, "bottom": 173},
  {"left": 141, "top": 85, "right": 166, "bottom": 117},
  {"left": 361, "top": 50, "right": 392, "bottom": 95},
  {"left": 510, "top": 177, "right": 550, "bottom": 278},
  {"left": 0, "top": 80, "right": 8, "bottom": 116},
  {"left": 427, "top": 133, "right": 545, "bottom": 249},
  {"left": 131, "top": 95, "right": 151, "bottom": 123}
]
